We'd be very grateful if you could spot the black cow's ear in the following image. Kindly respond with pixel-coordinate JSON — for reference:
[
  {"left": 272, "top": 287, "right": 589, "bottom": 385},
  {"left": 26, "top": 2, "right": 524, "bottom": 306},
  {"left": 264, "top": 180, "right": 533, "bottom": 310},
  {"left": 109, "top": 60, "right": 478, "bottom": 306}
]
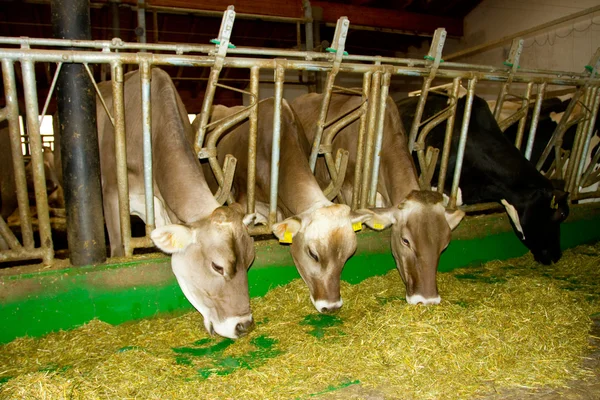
[{"left": 550, "top": 179, "right": 566, "bottom": 191}]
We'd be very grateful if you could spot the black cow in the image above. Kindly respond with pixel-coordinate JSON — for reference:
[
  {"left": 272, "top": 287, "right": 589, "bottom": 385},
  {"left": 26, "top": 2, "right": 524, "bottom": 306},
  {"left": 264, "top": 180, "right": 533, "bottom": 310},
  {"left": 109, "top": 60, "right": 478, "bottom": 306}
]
[{"left": 396, "top": 93, "right": 569, "bottom": 265}]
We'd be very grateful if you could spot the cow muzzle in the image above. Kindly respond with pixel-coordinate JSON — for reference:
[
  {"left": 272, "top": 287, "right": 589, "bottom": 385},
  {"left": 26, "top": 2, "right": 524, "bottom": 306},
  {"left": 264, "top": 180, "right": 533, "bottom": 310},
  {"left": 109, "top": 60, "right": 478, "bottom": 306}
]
[
  {"left": 312, "top": 298, "right": 343, "bottom": 313},
  {"left": 405, "top": 294, "right": 441, "bottom": 305},
  {"left": 210, "top": 314, "right": 254, "bottom": 339}
]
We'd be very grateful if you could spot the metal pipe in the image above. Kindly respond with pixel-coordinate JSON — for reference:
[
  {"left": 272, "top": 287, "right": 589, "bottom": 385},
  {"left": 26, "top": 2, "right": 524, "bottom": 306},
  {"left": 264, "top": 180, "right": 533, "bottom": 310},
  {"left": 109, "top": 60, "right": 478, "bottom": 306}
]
[
  {"left": 1, "top": 59, "right": 34, "bottom": 249},
  {"left": 368, "top": 70, "right": 391, "bottom": 207},
  {"left": 408, "top": 76, "right": 433, "bottom": 152},
  {"left": 247, "top": 66, "right": 260, "bottom": 217},
  {"left": 0, "top": 216, "right": 21, "bottom": 250},
  {"left": 21, "top": 60, "right": 54, "bottom": 264},
  {"left": 308, "top": 70, "right": 339, "bottom": 171},
  {"left": 136, "top": 0, "right": 147, "bottom": 45},
  {"left": 140, "top": 61, "right": 154, "bottom": 235},
  {"left": 111, "top": 61, "right": 132, "bottom": 257},
  {"left": 269, "top": 64, "right": 285, "bottom": 226},
  {"left": 514, "top": 82, "right": 534, "bottom": 150},
  {"left": 449, "top": 77, "right": 478, "bottom": 209},
  {"left": 524, "top": 82, "right": 547, "bottom": 160},
  {"left": 110, "top": 0, "right": 120, "bottom": 38},
  {"left": 39, "top": 62, "right": 62, "bottom": 123},
  {"left": 575, "top": 87, "right": 600, "bottom": 192},
  {"left": 436, "top": 77, "right": 461, "bottom": 194},
  {"left": 52, "top": 0, "right": 106, "bottom": 265},
  {"left": 360, "top": 71, "right": 381, "bottom": 208},
  {"left": 351, "top": 71, "right": 371, "bottom": 210}
]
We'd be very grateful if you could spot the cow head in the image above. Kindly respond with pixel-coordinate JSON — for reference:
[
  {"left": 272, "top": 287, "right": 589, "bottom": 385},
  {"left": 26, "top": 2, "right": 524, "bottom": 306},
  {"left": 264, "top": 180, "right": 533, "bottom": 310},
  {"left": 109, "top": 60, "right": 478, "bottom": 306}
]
[
  {"left": 151, "top": 206, "right": 255, "bottom": 339},
  {"left": 272, "top": 203, "right": 378, "bottom": 313},
  {"left": 501, "top": 186, "right": 569, "bottom": 265},
  {"left": 362, "top": 191, "right": 464, "bottom": 305}
]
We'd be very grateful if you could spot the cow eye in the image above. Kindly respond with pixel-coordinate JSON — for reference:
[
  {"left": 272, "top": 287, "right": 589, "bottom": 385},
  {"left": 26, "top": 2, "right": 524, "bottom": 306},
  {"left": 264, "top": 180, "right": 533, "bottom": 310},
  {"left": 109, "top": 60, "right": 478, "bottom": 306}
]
[
  {"left": 401, "top": 237, "right": 410, "bottom": 247},
  {"left": 211, "top": 262, "right": 224, "bottom": 275},
  {"left": 308, "top": 248, "right": 319, "bottom": 262}
]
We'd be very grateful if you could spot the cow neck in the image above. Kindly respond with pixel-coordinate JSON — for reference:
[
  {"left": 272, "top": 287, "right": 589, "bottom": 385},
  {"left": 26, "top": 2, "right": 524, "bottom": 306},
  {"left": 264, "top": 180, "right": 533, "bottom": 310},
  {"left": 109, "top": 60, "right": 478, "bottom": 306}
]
[
  {"left": 278, "top": 163, "right": 331, "bottom": 216},
  {"left": 381, "top": 134, "right": 421, "bottom": 207}
]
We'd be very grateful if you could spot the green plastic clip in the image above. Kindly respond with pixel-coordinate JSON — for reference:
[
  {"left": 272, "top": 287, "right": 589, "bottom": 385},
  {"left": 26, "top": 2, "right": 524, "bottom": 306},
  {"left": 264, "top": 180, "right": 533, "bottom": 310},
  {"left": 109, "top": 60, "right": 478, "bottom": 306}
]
[
  {"left": 585, "top": 65, "right": 594, "bottom": 73},
  {"left": 325, "top": 47, "right": 349, "bottom": 56},
  {"left": 210, "top": 39, "right": 236, "bottom": 49},
  {"left": 503, "top": 61, "right": 520, "bottom": 68},
  {"left": 424, "top": 55, "right": 444, "bottom": 63}
]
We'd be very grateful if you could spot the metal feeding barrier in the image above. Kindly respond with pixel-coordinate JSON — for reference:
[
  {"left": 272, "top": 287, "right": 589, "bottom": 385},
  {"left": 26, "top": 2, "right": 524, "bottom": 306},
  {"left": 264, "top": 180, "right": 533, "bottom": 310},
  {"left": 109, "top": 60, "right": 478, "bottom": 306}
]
[{"left": 0, "top": 5, "right": 599, "bottom": 265}]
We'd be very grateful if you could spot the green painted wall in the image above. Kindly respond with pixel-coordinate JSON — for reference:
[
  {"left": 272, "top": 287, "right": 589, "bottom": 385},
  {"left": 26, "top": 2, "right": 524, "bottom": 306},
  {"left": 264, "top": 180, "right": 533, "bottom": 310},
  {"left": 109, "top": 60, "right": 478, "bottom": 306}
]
[{"left": 1, "top": 204, "right": 599, "bottom": 344}]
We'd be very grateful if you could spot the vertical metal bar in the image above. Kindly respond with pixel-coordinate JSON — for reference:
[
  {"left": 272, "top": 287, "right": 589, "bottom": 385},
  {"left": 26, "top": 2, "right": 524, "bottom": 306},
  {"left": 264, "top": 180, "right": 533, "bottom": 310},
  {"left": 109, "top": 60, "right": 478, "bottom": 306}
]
[
  {"left": 140, "top": 61, "right": 154, "bottom": 234},
  {"left": 567, "top": 87, "right": 594, "bottom": 193},
  {"left": 449, "top": 77, "right": 478, "bottom": 209},
  {"left": 436, "top": 77, "right": 461, "bottom": 195},
  {"left": 308, "top": 71, "right": 338, "bottom": 172},
  {"left": 524, "top": 82, "right": 546, "bottom": 161},
  {"left": 137, "top": 0, "right": 147, "bottom": 45},
  {"left": 269, "top": 64, "right": 285, "bottom": 226},
  {"left": 110, "top": 0, "right": 120, "bottom": 37},
  {"left": 514, "top": 81, "right": 534, "bottom": 150},
  {"left": 303, "top": 0, "right": 315, "bottom": 92},
  {"left": 247, "top": 66, "right": 260, "bottom": 216},
  {"left": 493, "top": 38, "right": 524, "bottom": 121},
  {"left": 360, "top": 71, "right": 381, "bottom": 208},
  {"left": 368, "top": 70, "right": 391, "bottom": 207},
  {"left": 2, "top": 59, "right": 34, "bottom": 249},
  {"left": 152, "top": 11, "right": 159, "bottom": 43},
  {"left": 52, "top": 0, "right": 106, "bottom": 265},
  {"left": 408, "top": 76, "right": 433, "bottom": 152},
  {"left": 350, "top": 71, "right": 371, "bottom": 210},
  {"left": 21, "top": 60, "right": 54, "bottom": 263},
  {"left": 578, "top": 86, "right": 600, "bottom": 190},
  {"left": 111, "top": 61, "right": 132, "bottom": 256}
]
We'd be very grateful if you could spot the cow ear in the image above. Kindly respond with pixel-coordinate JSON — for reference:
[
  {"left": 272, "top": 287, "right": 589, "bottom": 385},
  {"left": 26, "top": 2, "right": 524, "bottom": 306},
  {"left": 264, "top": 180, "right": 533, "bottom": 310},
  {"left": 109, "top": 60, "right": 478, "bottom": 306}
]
[
  {"left": 151, "top": 224, "right": 194, "bottom": 254},
  {"left": 500, "top": 199, "right": 525, "bottom": 240},
  {"left": 243, "top": 213, "right": 268, "bottom": 226},
  {"left": 445, "top": 208, "right": 465, "bottom": 230},
  {"left": 352, "top": 208, "right": 397, "bottom": 231},
  {"left": 272, "top": 217, "right": 302, "bottom": 242}
]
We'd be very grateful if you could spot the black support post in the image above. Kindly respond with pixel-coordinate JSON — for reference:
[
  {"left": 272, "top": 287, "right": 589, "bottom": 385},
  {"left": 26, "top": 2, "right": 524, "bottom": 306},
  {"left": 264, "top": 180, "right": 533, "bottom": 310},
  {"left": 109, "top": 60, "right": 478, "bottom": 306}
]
[{"left": 52, "top": 0, "right": 107, "bottom": 265}]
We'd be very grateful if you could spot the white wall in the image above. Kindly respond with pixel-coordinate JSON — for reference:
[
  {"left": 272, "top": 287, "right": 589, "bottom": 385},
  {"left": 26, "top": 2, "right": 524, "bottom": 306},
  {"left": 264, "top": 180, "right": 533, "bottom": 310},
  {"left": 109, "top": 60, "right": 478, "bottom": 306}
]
[{"left": 443, "top": 0, "right": 600, "bottom": 97}]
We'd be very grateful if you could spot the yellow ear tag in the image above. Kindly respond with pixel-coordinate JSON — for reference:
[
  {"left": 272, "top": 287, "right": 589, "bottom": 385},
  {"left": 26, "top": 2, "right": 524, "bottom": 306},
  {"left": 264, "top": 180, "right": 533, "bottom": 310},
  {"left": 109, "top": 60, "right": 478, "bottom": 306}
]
[
  {"left": 280, "top": 230, "right": 293, "bottom": 244},
  {"left": 352, "top": 222, "right": 362, "bottom": 232},
  {"left": 550, "top": 195, "right": 558, "bottom": 210},
  {"left": 373, "top": 222, "right": 384, "bottom": 230}
]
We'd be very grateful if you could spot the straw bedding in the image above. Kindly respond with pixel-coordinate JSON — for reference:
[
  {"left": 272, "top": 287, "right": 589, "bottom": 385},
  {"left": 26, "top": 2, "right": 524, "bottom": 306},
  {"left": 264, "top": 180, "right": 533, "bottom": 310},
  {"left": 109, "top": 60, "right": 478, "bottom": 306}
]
[{"left": 1, "top": 242, "right": 599, "bottom": 399}]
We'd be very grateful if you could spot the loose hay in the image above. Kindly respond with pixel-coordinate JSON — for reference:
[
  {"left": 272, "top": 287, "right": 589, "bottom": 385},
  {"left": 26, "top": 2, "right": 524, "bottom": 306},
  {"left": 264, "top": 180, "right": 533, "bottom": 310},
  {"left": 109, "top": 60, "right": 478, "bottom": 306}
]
[{"left": 1, "top": 242, "right": 599, "bottom": 399}]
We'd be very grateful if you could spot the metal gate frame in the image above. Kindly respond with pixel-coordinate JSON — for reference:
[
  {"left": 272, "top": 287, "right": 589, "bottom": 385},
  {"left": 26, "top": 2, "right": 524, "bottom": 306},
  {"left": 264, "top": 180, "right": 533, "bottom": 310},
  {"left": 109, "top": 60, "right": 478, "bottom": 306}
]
[{"left": 1, "top": 5, "right": 599, "bottom": 264}]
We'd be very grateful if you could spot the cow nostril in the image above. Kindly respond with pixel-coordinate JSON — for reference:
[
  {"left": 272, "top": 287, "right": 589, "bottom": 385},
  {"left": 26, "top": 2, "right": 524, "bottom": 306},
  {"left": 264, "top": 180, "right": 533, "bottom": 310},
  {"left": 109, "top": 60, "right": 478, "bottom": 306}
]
[
  {"left": 235, "top": 319, "right": 254, "bottom": 336},
  {"left": 320, "top": 306, "right": 329, "bottom": 313}
]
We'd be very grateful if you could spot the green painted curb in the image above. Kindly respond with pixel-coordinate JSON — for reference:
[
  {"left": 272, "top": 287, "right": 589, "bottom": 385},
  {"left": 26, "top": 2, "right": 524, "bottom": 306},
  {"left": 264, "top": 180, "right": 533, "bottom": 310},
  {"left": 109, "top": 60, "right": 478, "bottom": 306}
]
[{"left": 1, "top": 204, "right": 599, "bottom": 344}]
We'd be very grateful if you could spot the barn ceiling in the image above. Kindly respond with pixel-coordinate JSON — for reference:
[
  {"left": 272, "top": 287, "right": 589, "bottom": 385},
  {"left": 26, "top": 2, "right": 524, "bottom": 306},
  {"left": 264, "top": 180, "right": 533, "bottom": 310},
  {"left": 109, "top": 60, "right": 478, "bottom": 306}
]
[{"left": 0, "top": 0, "right": 482, "bottom": 113}]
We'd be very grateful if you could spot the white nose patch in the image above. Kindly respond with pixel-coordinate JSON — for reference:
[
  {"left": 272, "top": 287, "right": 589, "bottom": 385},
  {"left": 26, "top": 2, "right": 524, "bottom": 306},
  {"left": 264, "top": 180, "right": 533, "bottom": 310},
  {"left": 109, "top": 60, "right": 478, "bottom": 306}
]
[
  {"left": 406, "top": 294, "right": 441, "bottom": 305},
  {"left": 312, "top": 298, "right": 344, "bottom": 313},
  {"left": 212, "top": 314, "right": 254, "bottom": 339}
]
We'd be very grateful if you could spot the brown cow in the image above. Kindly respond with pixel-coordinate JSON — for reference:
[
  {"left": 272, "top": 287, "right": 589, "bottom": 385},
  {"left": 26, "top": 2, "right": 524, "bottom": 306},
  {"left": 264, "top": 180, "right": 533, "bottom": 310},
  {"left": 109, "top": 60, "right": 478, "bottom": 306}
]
[
  {"left": 196, "top": 98, "right": 384, "bottom": 313},
  {"left": 93, "top": 68, "right": 255, "bottom": 338},
  {"left": 291, "top": 93, "right": 465, "bottom": 305}
]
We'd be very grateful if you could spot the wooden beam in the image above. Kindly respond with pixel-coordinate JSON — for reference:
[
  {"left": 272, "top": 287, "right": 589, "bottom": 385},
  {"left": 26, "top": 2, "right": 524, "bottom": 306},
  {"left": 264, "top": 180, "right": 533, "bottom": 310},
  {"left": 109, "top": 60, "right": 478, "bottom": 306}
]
[
  {"left": 312, "top": 2, "right": 463, "bottom": 37},
  {"left": 95, "top": 0, "right": 304, "bottom": 20}
]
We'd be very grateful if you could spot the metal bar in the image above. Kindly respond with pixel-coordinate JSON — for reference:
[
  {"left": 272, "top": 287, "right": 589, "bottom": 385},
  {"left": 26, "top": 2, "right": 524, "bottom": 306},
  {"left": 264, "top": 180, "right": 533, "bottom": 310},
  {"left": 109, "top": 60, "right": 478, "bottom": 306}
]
[
  {"left": 269, "top": 64, "right": 285, "bottom": 226},
  {"left": 449, "top": 77, "right": 478, "bottom": 209},
  {"left": 350, "top": 71, "right": 371, "bottom": 210},
  {"left": 111, "top": 61, "right": 132, "bottom": 257},
  {"left": 0, "top": 247, "right": 51, "bottom": 263},
  {"left": 368, "top": 70, "right": 391, "bottom": 207},
  {"left": 436, "top": 77, "right": 460, "bottom": 195},
  {"left": 493, "top": 39, "right": 523, "bottom": 120},
  {"left": 140, "top": 60, "right": 154, "bottom": 234},
  {"left": 514, "top": 82, "right": 534, "bottom": 150},
  {"left": 575, "top": 86, "right": 600, "bottom": 192},
  {"left": 247, "top": 66, "right": 260, "bottom": 217},
  {"left": 21, "top": 59, "right": 54, "bottom": 264},
  {"left": 137, "top": 0, "right": 147, "bottom": 45},
  {"left": 536, "top": 87, "right": 585, "bottom": 170},
  {"left": 84, "top": 62, "right": 115, "bottom": 126},
  {"left": 39, "top": 62, "right": 62, "bottom": 123},
  {"left": 360, "top": 71, "right": 381, "bottom": 209},
  {"left": 194, "top": 6, "right": 236, "bottom": 152},
  {"left": 0, "top": 216, "right": 21, "bottom": 250},
  {"left": 567, "top": 87, "right": 595, "bottom": 193},
  {"left": 524, "top": 82, "right": 547, "bottom": 160},
  {"left": 2, "top": 59, "right": 34, "bottom": 249}
]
